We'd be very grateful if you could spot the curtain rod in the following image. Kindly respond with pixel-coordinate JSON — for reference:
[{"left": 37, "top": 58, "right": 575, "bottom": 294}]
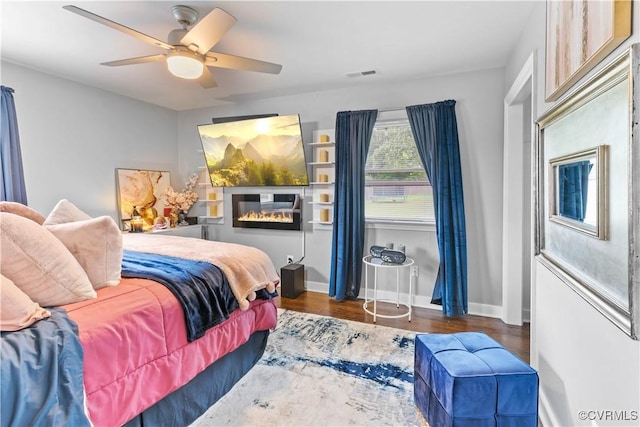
[{"left": 377, "top": 107, "right": 404, "bottom": 113}]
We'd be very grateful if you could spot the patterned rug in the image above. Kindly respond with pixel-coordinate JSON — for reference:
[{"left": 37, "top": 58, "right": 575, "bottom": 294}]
[{"left": 192, "top": 309, "right": 428, "bottom": 426}]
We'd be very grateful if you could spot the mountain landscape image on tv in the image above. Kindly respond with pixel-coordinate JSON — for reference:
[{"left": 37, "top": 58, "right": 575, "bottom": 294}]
[{"left": 198, "top": 114, "right": 309, "bottom": 187}]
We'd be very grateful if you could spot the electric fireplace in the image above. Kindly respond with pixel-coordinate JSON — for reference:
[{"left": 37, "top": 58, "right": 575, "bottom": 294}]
[{"left": 232, "top": 194, "right": 302, "bottom": 231}]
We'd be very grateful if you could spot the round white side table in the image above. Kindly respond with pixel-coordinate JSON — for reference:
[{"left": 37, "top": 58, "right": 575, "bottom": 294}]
[{"left": 362, "top": 255, "right": 414, "bottom": 322}]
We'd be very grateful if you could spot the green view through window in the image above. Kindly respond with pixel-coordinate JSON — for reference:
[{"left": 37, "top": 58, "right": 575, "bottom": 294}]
[{"left": 365, "top": 116, "right": 435, "bottom": 223}]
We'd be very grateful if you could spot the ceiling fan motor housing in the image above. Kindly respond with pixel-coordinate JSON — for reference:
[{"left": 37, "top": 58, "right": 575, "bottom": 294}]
[{"left": 171, "top": 5, "right": 199, "bottom": 27}]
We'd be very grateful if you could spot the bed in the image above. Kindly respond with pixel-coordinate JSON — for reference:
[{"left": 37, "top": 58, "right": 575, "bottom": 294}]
[{"left": 0, "top": 201, "right": 280, "bottom": 427}]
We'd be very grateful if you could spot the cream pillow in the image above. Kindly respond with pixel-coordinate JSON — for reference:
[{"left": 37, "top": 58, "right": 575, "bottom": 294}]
[
  {"left": 0, "top": 201, "right": 45, "bottom": 225},
  {"left": 0, "top": 213, "right": 96, "bottom": 306},
  {"left": 43, "top": 199, "right": 91, "bottom": 225},
  {"left": 0, "top": 274, "right": 51, "bottom": 331},
  {"left": 46, "top": 216, "right": 123, "bottom": 289}
]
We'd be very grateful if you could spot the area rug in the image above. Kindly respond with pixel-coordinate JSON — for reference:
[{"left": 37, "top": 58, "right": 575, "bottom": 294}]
[{"left": 191, "top": 309, "right": 428, "bottom": 426}]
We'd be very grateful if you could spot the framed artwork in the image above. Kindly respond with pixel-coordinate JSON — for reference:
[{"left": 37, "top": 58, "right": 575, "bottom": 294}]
[
  {"left": 535, "top": 46, "right": 639, "bottom": 339},
  {"left": 545, "top": 0, "right": 631, "bottom": 101},
  {"left": 115, "top": 169, "right": 171, "bottom": 231}
]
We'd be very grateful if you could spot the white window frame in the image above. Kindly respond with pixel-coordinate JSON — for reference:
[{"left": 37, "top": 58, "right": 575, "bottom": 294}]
[{"left": 364, "top": 110, "right": 435, "bottom": 227}]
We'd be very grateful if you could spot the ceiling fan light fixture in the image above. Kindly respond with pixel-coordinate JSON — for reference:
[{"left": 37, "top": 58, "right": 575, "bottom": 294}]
[{"left": 167, "top": 50, "right": 204, "bottom": 79}]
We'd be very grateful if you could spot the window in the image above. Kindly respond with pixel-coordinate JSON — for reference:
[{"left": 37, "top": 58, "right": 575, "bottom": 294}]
[{"left": 365, "top": 114, "right": 434, "bottom": 223}]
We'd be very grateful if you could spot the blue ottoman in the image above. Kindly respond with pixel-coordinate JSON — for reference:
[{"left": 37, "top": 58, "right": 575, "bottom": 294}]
[{"left": 414, "top": 332, "right": 538, "bottom": 427}]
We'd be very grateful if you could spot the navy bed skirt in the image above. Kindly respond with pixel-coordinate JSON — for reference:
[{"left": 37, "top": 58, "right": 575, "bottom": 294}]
[{"left": 123, "top": 330, "right": 270, "bottom": 427}]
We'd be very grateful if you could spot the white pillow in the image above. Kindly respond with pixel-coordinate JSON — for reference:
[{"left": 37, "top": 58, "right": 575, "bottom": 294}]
[
  {"left": 0, "top": 274, "right": 51, "bottom": 331},
  {"left": 0, "top": 212, "right": 96, "bottom": 306},
  {"left": 46, "top": 216, "right": 123, "bottom": 289},
  {"left": 43, "top": 199, "right": 91, "bottom": 225}
]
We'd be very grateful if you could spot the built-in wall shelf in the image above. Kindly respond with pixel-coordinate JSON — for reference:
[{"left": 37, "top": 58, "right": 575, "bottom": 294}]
[
  {"left": 197, "top": 169, "right": 224, "bottom": 224},
  {"left": 309, "top": 129, "right": 336, "bottom": 229},
  {"left": 308, "top": 161, "right": 335, "bottom": 166},
  {"left": 308, "top": 141, "right": 336, "bottom": 147},
  {"left": 198, "top": 198, "right": 223, "bottom": 204}
]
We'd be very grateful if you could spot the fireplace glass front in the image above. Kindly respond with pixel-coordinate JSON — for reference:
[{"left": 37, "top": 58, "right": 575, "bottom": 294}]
[{"left": 232, "top": 194, "right": 301, "bottom": 231}]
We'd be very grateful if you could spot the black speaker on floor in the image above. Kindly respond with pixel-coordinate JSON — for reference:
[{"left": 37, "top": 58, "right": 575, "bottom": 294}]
[{"left": 280, "top": 264, "right": 305, "bottom": 298}]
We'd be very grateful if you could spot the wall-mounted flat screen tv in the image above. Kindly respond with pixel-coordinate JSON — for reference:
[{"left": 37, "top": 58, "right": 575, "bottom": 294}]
[{"left": 198, "top": 114, "right": 309, "bottom": 187}]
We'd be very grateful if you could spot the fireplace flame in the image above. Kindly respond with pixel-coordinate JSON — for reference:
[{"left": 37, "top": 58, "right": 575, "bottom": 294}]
[{"left": 238, "top": 210, "right": 293, "bottom": 223}]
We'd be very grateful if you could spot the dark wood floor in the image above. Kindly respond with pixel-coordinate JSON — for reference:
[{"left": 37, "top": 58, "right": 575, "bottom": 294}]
[{"left": 275, "top": 291, "right": 530, "bottom": 362}]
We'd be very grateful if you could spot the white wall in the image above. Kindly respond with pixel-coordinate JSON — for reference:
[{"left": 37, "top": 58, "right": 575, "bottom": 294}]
[
  {"left": 504, "top": 1, "right": 640, "bottom": 425},
  {"left": 536, "top": 264, "right": 640, "bottom": 427},
  {"left": 178, "top": 67, "right": 506, "bottom": 314},
  {"left": 1, "top": 61, "right": 178, "bottom": 219}
]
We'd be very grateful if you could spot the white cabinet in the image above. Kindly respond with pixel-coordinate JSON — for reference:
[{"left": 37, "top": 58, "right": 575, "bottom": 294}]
[
  {"left": 149, "top": 224, "right": 206, "bottom": 239},
  {"left": 197, "top": 165, "right": 224, "bottom": 224},
  {"left": 309, "top": 129, "right": 335, "bottom": 229}
]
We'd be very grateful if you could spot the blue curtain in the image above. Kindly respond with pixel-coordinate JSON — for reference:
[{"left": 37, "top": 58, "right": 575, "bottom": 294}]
[
  {"left": 558, "top": 161, "right": 592, "bottom": 222},
  {"left": 406, "top": 100, "right": 467, "bottom": 316},
  {"left": 329, "top": 110, "right": 378, "bottom": 300},
  {"left": 1, "top": 86, "right": 27, "bottom": 204}
]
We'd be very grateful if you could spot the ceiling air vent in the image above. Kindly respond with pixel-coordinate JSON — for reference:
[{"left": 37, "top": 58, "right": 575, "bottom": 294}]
[{"left": 346, "top": 70, "right": 378, "bottom": 78}]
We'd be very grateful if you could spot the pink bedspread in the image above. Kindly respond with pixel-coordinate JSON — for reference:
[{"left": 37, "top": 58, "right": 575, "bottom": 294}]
[{"left": 63, "top": 277, "right": 277, "bottom": 427}]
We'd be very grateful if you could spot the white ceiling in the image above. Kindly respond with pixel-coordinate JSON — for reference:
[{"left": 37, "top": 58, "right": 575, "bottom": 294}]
[{"left": 1, "top": 1, "right": 535, "bottom": 111}]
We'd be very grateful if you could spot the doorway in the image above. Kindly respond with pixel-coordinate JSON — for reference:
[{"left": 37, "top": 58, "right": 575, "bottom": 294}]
[{"left": 502, "top": 53, "right": 536, "bottom": 326}]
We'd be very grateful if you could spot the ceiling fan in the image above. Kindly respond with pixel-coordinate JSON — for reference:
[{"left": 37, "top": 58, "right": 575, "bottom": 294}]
[{"left": 63, "top": 4, "right": 282, "bottom": 88}]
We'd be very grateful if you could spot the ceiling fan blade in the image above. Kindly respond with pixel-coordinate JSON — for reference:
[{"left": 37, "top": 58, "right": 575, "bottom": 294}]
[
  {"left": 198, "top": 67, "right": 218, "bottom": 88},
  {"left": 101, "top": 54, "right": 167, "bottom": 67},
  {"left": 180, "top": 8, "right": 237, "bottom": 55},
  {"left": 63, "top": 5, "right": 173, "bottom": 50},
  {"left": 205, "top": 52, "right": 282, "bottom": 74}
]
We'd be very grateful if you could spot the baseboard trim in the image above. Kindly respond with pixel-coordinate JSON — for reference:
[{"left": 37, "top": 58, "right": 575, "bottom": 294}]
[
  {"left": 305, "top": 280, "right": 328, "bottom": 293},
  {"left": 303, "top": 281, "right": 504, "bottom": 319},
  {"left": 538, "top": 388, "right": 561, "bottom": 427}
]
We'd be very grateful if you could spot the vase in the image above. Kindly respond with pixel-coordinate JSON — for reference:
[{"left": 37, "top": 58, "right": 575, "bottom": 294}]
[{"left": 178, "top": 210, "right": 189, "bottom": 226}]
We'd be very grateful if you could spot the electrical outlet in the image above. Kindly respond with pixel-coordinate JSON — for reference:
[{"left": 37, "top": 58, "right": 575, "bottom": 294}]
[
  {"left": 411, "top": 266, "right": 419, "bottom": 277},
  {"left": 287, "top": 255, "right": 294, "bottom": 264}
]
